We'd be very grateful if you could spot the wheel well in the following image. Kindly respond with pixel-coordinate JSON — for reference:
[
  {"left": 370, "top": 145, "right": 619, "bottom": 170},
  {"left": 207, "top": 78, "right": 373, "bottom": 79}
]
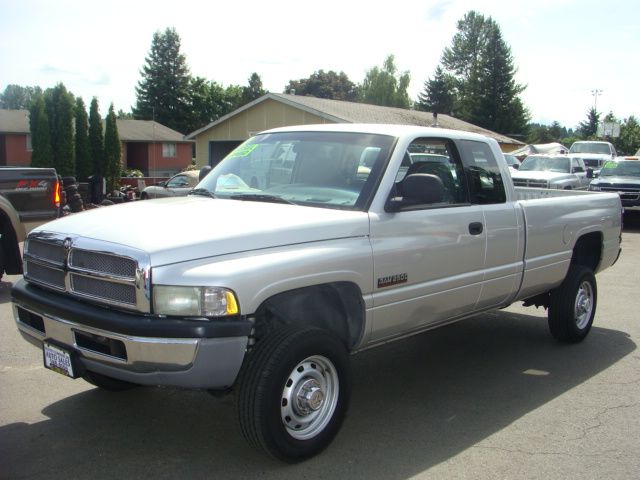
[
  {"left": 252, "top": 282, "right": 365, "bottom": 351},
  {"left": 0, "top": 211, "right": 23, "bottom": 275},
  {"left": 571, "top": 232, "right": 602, "bottom": 272}
]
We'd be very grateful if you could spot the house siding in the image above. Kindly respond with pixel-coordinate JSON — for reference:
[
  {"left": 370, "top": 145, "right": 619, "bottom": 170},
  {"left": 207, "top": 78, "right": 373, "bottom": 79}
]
[
  {"left": 0, "top": 133, "right": 31, "bottom": 166},
  {"left": 194, "top": 99, "right": 328, "bottom": 167}
]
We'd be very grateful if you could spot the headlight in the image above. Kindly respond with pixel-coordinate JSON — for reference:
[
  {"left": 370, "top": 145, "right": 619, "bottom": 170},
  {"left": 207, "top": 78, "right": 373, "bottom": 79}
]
[{"left": 153, "top": 286, "right": 239, "bottom": 317}]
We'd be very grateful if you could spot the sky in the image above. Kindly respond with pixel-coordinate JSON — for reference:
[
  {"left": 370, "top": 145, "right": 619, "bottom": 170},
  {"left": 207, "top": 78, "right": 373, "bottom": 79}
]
[{"left": 1, "top": 0, "right": 637, "bottom": 130}]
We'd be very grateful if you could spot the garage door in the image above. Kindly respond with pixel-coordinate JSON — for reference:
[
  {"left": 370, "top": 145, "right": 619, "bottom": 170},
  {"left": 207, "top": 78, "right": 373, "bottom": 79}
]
[{"left": 209, "top": 140, "right": 243, "bottom": 167}]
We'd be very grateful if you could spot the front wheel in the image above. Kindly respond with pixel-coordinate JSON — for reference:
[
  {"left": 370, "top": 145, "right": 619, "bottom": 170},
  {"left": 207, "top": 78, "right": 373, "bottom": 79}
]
[
  {"left": 236, "top": 327, "right": 351, "bottom": 462},
  {"left": 548, "top": 265, "right": 597, "bottom": 343}
]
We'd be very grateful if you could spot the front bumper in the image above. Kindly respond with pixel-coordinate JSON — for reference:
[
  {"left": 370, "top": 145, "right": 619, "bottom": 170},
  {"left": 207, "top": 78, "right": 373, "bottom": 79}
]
[{"left": 12, "top": 279, "right": 251, "bottom": 389}]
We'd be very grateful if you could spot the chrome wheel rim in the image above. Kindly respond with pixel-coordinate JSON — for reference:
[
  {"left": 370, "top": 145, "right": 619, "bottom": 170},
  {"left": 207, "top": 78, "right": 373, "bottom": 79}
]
[
  {"left": 280, "top": 355, "right": 339, "bottom": 440},
  {"left": 574, "top": 280, "right": 594, "bottom": 330}
]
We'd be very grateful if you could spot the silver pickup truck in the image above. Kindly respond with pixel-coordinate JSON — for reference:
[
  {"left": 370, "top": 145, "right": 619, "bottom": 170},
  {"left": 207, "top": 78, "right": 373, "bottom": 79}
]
[{"left": 11, "top": 124, "right": 622, "bottom": 462}]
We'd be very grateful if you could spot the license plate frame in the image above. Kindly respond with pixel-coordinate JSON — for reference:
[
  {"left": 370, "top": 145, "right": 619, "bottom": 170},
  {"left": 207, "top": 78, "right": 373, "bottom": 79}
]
[{"left": 43, "top": 342, "right": 78, "bottom": 378}]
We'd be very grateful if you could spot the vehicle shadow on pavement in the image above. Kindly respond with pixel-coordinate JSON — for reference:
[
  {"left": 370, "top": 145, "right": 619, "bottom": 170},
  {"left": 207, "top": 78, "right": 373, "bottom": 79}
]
[{"left": 0, "top": 310, "right": 634, "bottom": 480}]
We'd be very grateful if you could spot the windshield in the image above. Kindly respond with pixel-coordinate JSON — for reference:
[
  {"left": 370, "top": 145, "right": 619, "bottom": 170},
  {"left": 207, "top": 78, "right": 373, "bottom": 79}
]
[
  {"left": 569, "top": 142, "right": 610, "bottom": 154},
  {"left": 196, "top": 131, "right": 395, "bottom": 210},
  {"left": 519, "top": 156, "right": 570, "bottom": 173},
  {"left": 600, "top": 160, "right": 640, "bottom": 177}
]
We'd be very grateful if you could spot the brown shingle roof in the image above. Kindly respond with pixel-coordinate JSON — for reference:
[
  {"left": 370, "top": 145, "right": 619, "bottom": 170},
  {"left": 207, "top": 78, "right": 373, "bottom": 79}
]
[
  {"left": 187, "top": 93, "right": 524, "bottom": 146},
  {"left": 0, "top": 109, "right": 30, "bottom": 134},
  {"left": 115, "top": 119, "right": 191, "bottom": 142}
]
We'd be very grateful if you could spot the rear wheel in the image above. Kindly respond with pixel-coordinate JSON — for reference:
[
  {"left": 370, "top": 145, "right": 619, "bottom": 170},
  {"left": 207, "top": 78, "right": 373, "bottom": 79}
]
[
  {"left": 548, "top": 265, "right": 597, "bottom": 343},
  {"left": 236, "top": 327, "right": 351, "bottom": 462}
]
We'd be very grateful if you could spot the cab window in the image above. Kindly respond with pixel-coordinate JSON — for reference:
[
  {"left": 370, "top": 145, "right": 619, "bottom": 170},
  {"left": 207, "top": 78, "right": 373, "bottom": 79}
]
[{"left": 459, "top": 140, "right": 506, "bottom": 204}]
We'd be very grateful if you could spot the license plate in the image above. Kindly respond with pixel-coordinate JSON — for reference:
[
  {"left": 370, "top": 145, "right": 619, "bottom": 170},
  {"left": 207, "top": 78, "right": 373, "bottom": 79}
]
[{"left": 43, "top": 342, "right": 77, "bottom": 378}]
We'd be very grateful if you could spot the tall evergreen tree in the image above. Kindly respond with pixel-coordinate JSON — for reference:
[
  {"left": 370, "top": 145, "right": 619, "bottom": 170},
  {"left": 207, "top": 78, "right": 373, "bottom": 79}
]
[
  {"left": 44, "top": 83, "right": 75, "bottom": 176},
  {"left": 439, "top": 11, "right": 529, "bottom": 136},
  {"left": 103, "top": 104, "right": 121, "bottom": 192},
  {"left": 285, "top": 70, "right": 357, "bottom": 101},
  {"left": 134, "top": 27, "right": 191, "bottom": 133},
  {"left": 74, "top": 98, "right": 91, "bottom": 180},
  {"left": 29, "top": 95, "right": 53, "bottom": 168},
  {"left": 579, "top": 107, "right": 600, "bottom": 138},
  {"left": 242, "top": 72, "right": 267, "bottom": 104},
  {"left": 359, "top": 55, "right": 411, "bottom": 108},
  {"left": 89, "top": 98, "right": 104, "bottom": 177},
  {"left": 416, "top": 66, "right": 455, "bottom": 114}
]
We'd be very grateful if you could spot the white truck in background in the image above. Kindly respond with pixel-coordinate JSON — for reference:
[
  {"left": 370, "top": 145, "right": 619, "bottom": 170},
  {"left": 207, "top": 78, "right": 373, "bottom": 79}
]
[
  {"left": 12, "top": 124, "right": 622, "bottom": 462},
  {"left": 568, "top": 140, "right": 617, "bottom": 173}
]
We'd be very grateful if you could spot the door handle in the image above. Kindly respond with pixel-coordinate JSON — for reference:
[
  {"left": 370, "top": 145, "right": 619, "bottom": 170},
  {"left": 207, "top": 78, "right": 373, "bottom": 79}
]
[{"left": 469, "top": 222, "right": 483, "bottom": 235}]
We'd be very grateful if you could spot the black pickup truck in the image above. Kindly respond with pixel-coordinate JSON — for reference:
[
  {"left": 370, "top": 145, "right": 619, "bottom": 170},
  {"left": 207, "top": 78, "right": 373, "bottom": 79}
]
[{"left": 0, "top": 167, "right": 60, "bottom": 280}]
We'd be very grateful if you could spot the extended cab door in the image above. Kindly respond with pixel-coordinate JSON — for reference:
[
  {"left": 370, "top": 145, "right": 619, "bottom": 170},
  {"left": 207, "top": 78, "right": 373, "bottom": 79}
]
[
  {"left": 457, "top": 139, "right": 524, "bottom": 310},
  {"left": 368, "top": 137, "right": 487, "bottom": 342}
]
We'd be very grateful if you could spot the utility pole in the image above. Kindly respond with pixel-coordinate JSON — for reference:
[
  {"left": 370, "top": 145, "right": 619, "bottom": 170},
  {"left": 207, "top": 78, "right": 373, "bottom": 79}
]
[{"left": 591, "top": 89, "right": 603, "bottom": 112}]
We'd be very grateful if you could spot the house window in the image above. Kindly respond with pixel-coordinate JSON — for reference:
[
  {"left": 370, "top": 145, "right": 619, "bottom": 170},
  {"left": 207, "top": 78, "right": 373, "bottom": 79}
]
[
  {"left": 26, "top": 134, "right": 33, "bottom": 151},
  {"left": 162, "top": 143, "right": 176, "bottom": 158}
]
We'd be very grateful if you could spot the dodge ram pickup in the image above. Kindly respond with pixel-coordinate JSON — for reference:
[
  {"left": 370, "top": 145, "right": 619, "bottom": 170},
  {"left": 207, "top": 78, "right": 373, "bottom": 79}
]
[
  {"left": 11, "top": 125, "right": 622, "bottom": 462},
  {"left": 0, "top": 167, "right": 60, "bottom": 280},
  {"left": 511, "top": 154, "right": 592, "bottom": 189}
]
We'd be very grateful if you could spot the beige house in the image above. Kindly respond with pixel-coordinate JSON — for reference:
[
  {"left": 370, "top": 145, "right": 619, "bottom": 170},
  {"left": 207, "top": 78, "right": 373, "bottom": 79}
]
[{"left": 187, "top": 93, "right": 524, "bottom": 168}]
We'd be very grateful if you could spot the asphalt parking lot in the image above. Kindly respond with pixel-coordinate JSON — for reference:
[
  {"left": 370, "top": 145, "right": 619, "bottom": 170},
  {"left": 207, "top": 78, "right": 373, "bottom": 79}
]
[{"left": 1, "top": 215, "right": 639, "bottom": 480}]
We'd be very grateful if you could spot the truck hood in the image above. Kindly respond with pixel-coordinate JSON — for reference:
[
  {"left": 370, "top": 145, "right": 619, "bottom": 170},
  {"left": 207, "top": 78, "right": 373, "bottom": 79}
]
[
  {"left": 567, "top": 153, "right": 610, "bottom": 161},
  {"left": 511, "top": 170, "right": 572, "bottom": 181},
  {"left": 593, "top": 176, "right": 640, "bottom": 188},
  {"left": 34, "top": 197, "right": 370, "bottom": 266}
]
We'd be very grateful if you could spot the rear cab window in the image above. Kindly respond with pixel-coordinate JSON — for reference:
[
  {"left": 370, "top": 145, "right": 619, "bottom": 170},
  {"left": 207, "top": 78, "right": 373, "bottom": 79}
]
[{"left": 458, "top": 140, "right": 506, "bottom": 204}]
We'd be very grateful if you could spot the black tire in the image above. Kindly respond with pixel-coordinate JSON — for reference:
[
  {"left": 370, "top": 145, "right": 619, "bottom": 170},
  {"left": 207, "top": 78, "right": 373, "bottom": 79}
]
[
  {"left": 236, "top": 327, "right": 351, "bottom": 462},
  {"left": 83, "top": 370, "right": 139, "bottom": 391},
  {"left": 140, "top": 192, "right": 148, "bottom": 200},
  {"left": 548, "top": 265, "right": 597, "bottom": 343}
]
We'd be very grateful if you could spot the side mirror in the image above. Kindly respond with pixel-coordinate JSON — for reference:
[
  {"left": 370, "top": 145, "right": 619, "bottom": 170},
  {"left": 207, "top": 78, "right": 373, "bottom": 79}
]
[
  {"left": 385, "top": 174, "right": 445, "bottom": 212},
  {"left": 513, "top": 163, "right": 519, "bottom": 170},
  {"left": 586, "top": 168, "right": 594, "bottom": 179}
]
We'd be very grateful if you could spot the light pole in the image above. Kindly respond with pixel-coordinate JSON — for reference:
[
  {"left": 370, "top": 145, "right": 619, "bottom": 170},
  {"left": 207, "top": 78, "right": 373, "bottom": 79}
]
[{"left": 591, "top": 89, "right": 603, "bottom": 112}]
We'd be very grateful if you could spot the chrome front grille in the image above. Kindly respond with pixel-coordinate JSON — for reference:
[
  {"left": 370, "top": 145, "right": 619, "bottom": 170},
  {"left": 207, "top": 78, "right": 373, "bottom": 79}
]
[
  {"left": 70, "top": 274, "right": 138, "bottom": 305},
  {"left": 513, "top": 178, "right": 549, "bottom": 188},
  {"left": 25, "top": 261, "right": 66, "bottom": 290},
  {"left": 23, "top": 233, "right": 150, "bottom": 312},
  {"left": 70, "top": 249, "right": 137, "bottom": 278}
]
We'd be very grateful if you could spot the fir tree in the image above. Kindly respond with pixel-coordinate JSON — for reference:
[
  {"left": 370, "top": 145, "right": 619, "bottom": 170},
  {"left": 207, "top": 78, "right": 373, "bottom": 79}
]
[
  {"left": 29, "top": 95, "right": 53, "bottom": 168},
  {"left": 89, "top": 98, "right": 104, "bottom": 177},
  {"left": 74, "top": 98, "right": 91, "bottom": 180},
  {"left": 103, "top": 104, "right": 121, "bottom": 193},
  {"left": 45, "top": 84, "right": 75, "bottom": 176},
  {"left": 134, "top": 27, "right": 191, "bottom": 133},
  {"left": 416, "top": 66, "right": 455, "bottom": 114},
  {"left": 439, "top": 11, "right": 529, "bottom": 136},
  {"left": 579, "top": 108, "right": 600, "bottom": 138}
]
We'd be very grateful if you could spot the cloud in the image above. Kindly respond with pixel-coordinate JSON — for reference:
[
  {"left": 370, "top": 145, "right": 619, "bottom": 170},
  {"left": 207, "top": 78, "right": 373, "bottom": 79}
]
[{"left": 424, "top": 0, "right": 453, "bottom": 21}]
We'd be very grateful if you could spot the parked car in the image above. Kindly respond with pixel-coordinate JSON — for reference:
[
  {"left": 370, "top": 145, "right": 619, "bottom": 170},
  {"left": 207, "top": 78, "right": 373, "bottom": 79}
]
[
  {"left": 589, "top": 158, "right": 640, "bottom": 209},
  {"left": 510, "top": 154, "right": 591, "bottom": 189},
  {"left": 140, "top": 170, "right": 199, "bottom": 199}
]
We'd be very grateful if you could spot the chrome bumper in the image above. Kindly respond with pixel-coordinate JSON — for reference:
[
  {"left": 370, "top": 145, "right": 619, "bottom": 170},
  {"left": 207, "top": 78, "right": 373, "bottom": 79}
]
[{"left": 13, "top": 303, "right": 248, "bottom": 389}]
